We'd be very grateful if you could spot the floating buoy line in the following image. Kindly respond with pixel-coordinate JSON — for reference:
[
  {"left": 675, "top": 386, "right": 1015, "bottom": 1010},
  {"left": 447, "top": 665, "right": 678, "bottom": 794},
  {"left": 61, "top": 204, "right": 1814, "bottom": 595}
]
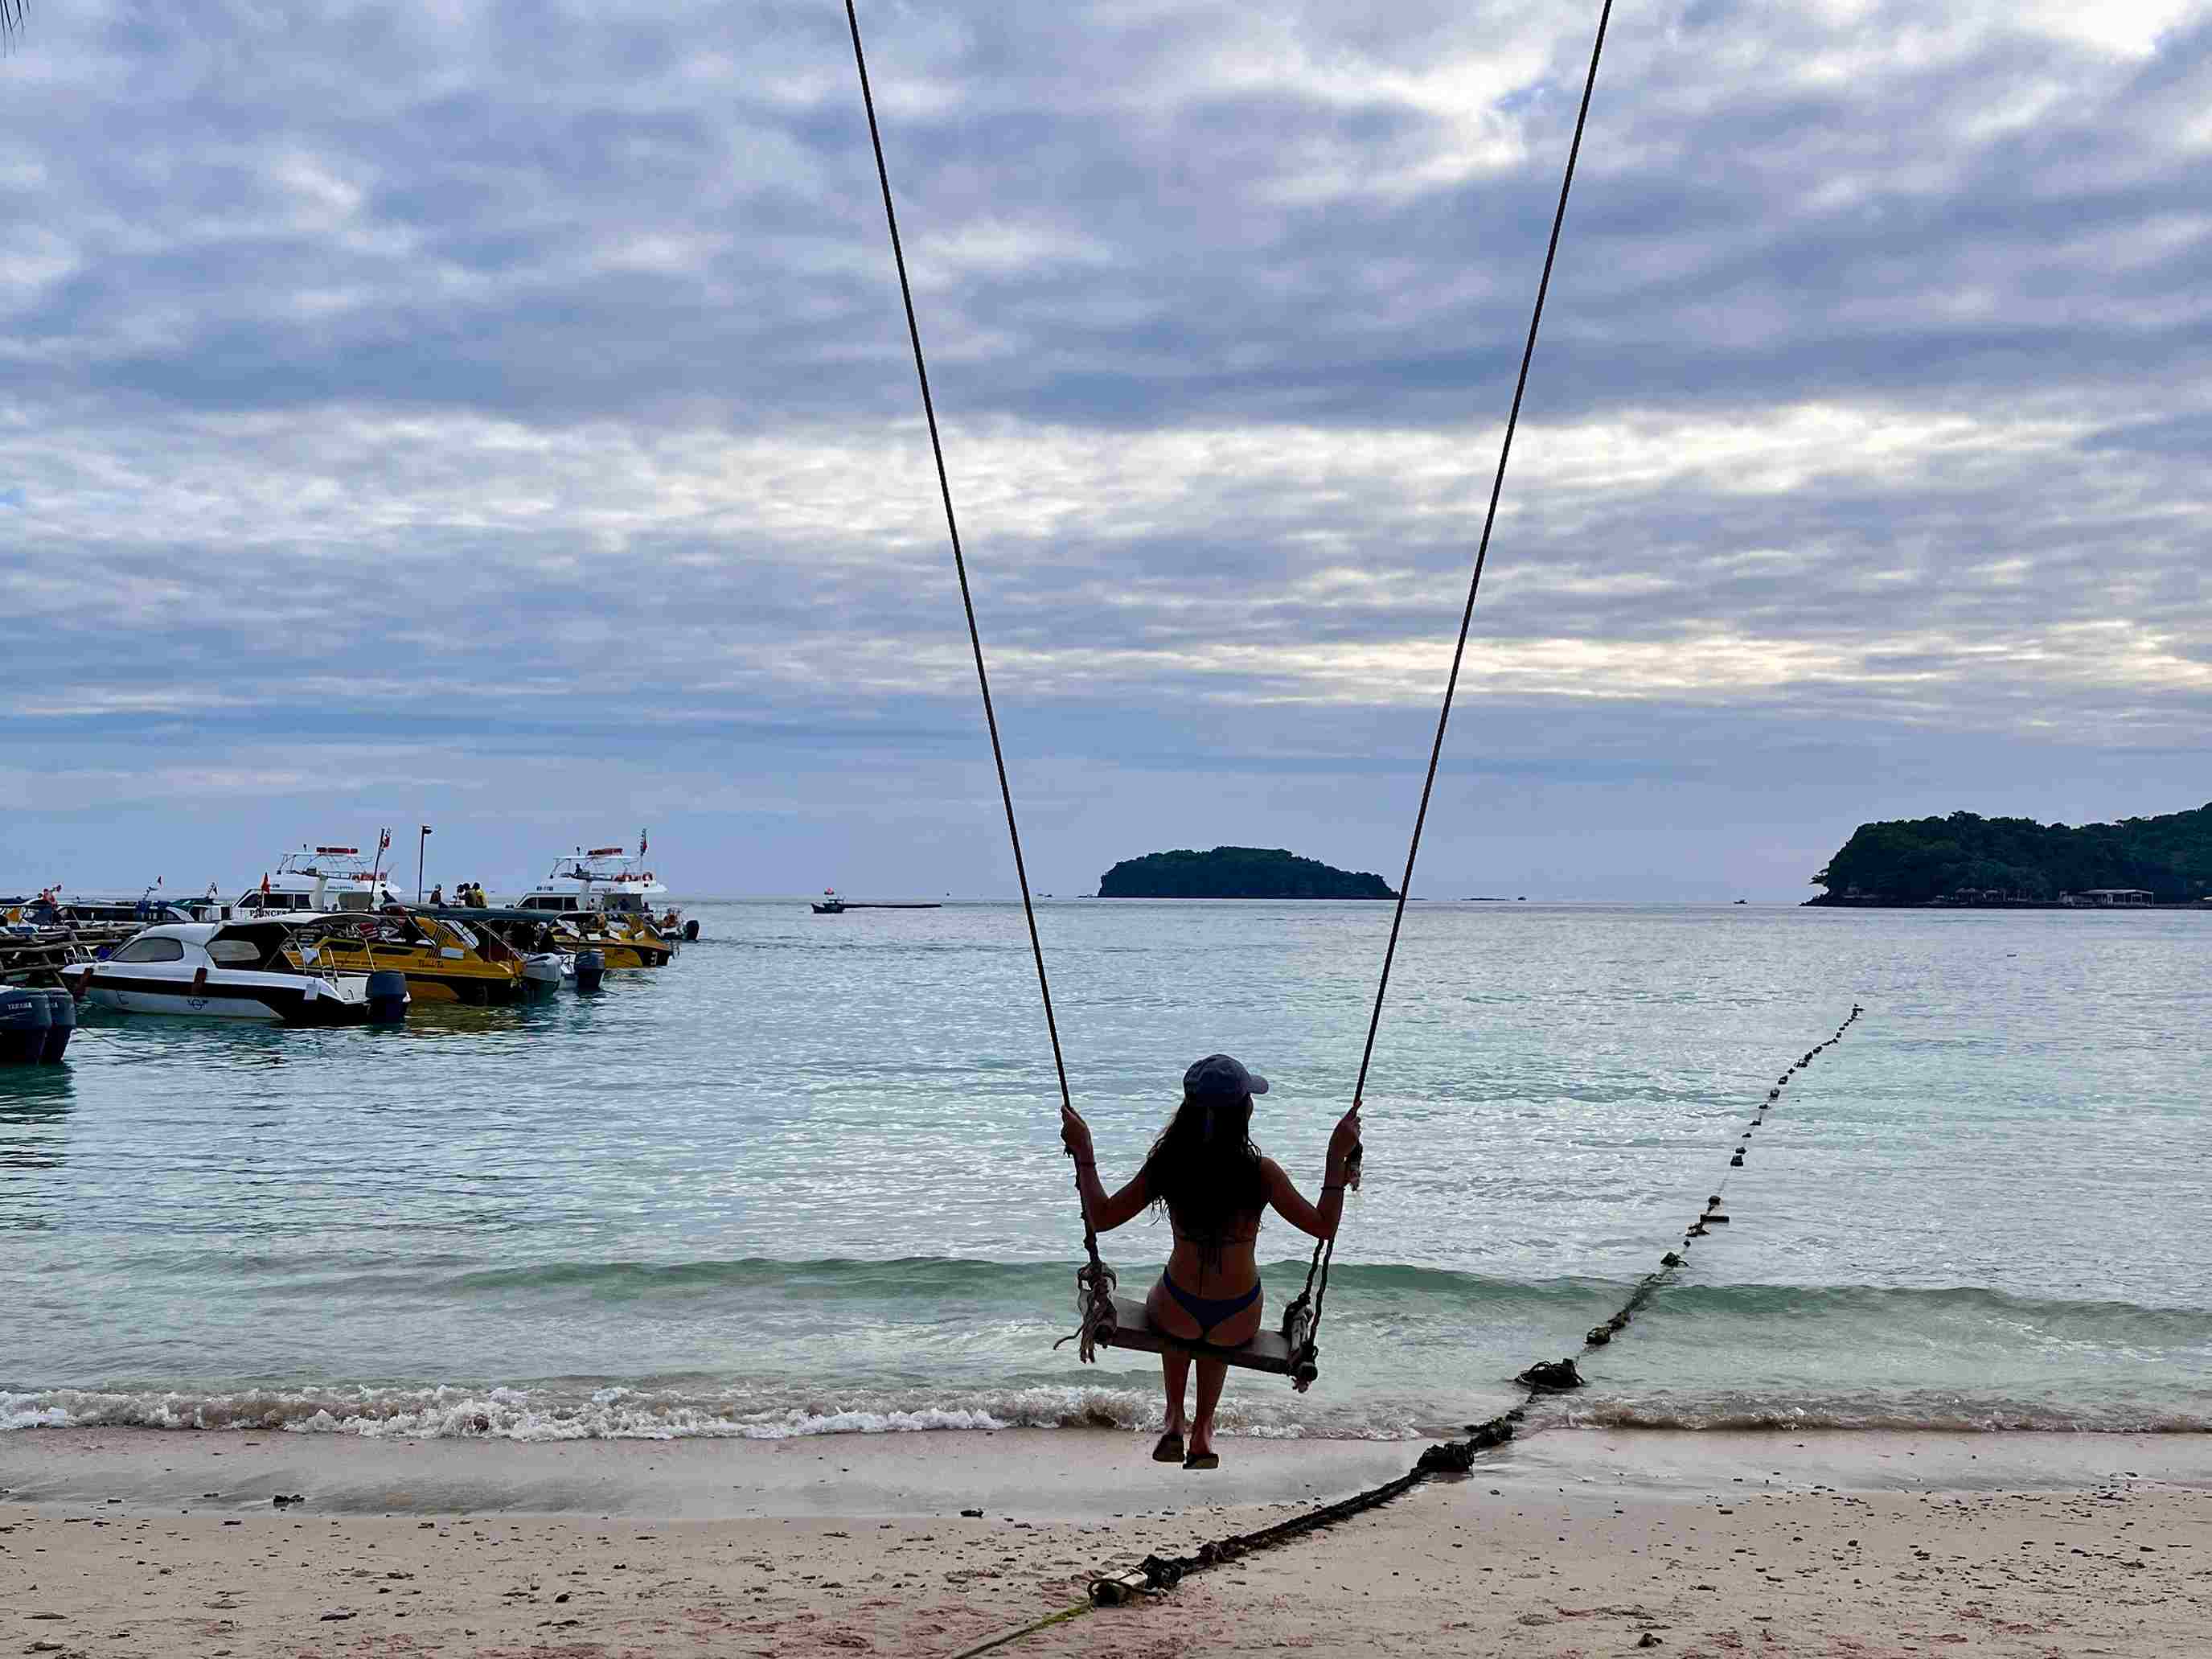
[
  {"left": 939, "top": 1006, "right": 1870, "bottom": 1659},
  {"left": 1082, "top": 1004, "right": 1868, "bottom": 1612}
]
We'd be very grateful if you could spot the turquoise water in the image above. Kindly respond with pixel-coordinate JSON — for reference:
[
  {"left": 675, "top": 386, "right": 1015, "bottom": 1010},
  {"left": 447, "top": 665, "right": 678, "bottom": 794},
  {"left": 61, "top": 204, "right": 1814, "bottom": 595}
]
[{"left": 3, "top": 901, "right": 2206, "bottom": 1440}]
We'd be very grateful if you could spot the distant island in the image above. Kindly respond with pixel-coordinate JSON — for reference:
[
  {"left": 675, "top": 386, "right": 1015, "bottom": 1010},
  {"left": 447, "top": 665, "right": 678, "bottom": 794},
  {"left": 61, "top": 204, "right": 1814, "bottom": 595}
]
[
  {"left": 1098, "top": 846, "right": 1397, "bottom": 900},
  {"left": 1808, "top": 803, "right": 2212, "bottom": 906}
]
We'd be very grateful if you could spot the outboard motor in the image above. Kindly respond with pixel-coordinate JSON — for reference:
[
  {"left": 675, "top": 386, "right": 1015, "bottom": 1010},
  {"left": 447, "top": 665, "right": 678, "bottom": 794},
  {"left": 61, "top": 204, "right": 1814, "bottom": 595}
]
[
  {"left": 574, "top": 948, "right": 605, "bottom": 993},
  {"left": 364, "top": 970, "right": 410, "bottom": 1025},
  {"left": 39, "top": 987, "right": 76, "bottom": 1063},
  {"left": 0, "top": 986, "right": 52, "bottom": 1064},
  {"left": 683, "top": 919, "right": 700, "bottom": 942}
]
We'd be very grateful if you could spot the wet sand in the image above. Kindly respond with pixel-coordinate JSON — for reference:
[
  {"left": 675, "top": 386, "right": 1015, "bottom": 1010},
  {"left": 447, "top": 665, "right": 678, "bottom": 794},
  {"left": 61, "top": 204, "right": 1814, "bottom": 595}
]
[{"left": 3, "top": 1428, "right": 2208, "bottom": 1657}]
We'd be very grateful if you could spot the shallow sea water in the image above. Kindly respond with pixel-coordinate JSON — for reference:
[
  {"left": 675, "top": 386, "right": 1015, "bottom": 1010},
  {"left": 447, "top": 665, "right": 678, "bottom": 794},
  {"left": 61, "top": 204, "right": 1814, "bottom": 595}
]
[{"left": 2, "top": 901, "right": 2206, "bottom": 1441}]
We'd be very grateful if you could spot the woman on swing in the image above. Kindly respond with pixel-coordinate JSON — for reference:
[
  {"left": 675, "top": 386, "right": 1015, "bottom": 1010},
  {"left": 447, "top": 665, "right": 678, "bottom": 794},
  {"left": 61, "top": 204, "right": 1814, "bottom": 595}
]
[{"left": 1060, "top": 1053, "right": 1360, "bottom": 1471}]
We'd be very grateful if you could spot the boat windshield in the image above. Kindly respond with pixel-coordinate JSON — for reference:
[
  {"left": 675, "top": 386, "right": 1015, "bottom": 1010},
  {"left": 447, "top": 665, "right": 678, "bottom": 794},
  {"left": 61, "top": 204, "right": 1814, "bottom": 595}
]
[
  {"left": 208, "top": 922, "right": 298, "bottom": 970},
  {"left": 111, "top": 935, "right": 186, "bottom": 963}
]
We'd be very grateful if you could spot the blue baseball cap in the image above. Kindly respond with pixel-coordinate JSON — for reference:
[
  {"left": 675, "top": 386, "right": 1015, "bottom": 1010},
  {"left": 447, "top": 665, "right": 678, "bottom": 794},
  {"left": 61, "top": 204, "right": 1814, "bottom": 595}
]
[{"left": 1184, "top": 1053, "right": 1269, "bottom": 1098}]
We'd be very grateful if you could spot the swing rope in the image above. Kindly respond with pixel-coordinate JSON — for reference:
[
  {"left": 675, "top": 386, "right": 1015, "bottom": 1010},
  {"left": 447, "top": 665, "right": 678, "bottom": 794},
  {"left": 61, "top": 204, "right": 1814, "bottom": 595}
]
[
  {"left": 1282, "top": 0, "right": 1619, "bottom": 1378},
  {"left": 841, "top": 0, "right": 1113, "bottom": 1315},
  {"left": 847, "top": 0, "right": 1611, "bottom": 1382}
]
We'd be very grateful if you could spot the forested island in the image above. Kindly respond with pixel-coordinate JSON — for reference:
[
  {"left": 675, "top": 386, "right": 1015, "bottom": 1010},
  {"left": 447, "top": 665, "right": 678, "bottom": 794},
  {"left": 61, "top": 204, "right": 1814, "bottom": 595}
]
[
  {"left": 1098, "top": 847, "right": 1397, "bottom": 900},
  {"left": 1808, "top": 804, "right": 2212, "bottom": 905}
]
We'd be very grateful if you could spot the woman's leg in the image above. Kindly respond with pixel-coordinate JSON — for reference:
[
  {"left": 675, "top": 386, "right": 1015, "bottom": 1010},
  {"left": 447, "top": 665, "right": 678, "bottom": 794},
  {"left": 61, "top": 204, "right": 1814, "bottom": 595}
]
[
  {"left": 1160, "top": 1349, "right": 1191, "bottom": 1434},
  {"left": 1189, "top": 1358, "right": 1229, "bottom": 1457}
]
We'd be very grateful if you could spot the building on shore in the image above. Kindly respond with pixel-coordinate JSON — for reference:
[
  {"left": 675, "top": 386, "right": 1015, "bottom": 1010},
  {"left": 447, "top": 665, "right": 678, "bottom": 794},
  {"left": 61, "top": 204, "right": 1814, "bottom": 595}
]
[{"left": 2062, "top": 889, "right": 2155, "bottom": 907}]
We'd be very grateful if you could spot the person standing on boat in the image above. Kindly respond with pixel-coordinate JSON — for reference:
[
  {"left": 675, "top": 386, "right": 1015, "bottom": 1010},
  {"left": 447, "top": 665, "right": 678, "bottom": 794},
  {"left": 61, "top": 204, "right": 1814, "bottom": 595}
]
[{"left": 429, "top": 884, "right": 445, "bottom": 905}]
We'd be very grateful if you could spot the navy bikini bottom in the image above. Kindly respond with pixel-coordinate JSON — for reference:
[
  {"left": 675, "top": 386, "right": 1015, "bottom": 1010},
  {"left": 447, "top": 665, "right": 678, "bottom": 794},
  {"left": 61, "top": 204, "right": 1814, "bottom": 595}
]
[{"left": 1159, "top": 1274, "right": 1262, "bottom": 1341}]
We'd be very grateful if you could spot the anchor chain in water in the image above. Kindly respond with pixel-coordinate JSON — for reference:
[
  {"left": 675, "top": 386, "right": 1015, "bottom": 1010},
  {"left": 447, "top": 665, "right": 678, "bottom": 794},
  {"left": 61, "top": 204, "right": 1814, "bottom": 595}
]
[{"left": 1084, "top": 1004, "right": 1868, "bottom": 1609}]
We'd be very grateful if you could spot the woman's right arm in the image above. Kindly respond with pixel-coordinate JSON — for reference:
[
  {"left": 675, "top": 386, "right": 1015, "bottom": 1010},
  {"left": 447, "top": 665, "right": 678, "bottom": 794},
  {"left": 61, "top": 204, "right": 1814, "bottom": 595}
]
[
  {"left": 1061, "top": 1106, "right": 1149, "bottom": 1232},
  {"left": 1262, "top": 1106, "right": 1361, "bottom": 1240}
]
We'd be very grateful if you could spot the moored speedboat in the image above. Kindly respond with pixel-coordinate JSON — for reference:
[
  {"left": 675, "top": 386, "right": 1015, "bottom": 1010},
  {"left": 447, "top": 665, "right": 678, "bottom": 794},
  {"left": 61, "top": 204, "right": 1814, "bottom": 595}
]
[
  {"left": 7, "top": 887, "right": 193, "bottom": 928},
  {"left": 284, "top": 911, "right": 536, "bottom": 1005},
  {"left": 515, "top": 841, "right": 682, "bottom": 962},
  {"left": 423, "top": 905, "right": 586, "bottom": 994},
  {"left": 60, "top": 920, "right": 408, "bottom": 1025},
  {"left": 559, "top": 911, "right": 671, "bottom": 970}
]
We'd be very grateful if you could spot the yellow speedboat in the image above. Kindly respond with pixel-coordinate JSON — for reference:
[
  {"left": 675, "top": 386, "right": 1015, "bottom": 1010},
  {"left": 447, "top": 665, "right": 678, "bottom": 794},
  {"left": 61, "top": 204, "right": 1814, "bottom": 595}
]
[
  {"left": 558, "top": 911, "right": 671, "bottom": 970},
  {"left": 285, "top": 911, "right": 544, "bottom": 1004}
]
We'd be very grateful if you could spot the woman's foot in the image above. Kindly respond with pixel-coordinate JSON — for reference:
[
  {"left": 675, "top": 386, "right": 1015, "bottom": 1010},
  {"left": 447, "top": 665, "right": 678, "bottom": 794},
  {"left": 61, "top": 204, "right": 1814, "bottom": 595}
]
[
  {"left": 1150, "top": 1430, "right": 1185, "bottom": 1464},
  {"left": 1182, "top": 1430, "right": 1219, "bottom": 1470}
]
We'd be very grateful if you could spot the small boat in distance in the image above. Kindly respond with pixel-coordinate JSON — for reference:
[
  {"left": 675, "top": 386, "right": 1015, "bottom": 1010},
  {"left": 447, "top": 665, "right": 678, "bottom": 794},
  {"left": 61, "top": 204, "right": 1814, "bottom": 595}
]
[{"left": 811, "top": 888, "right": 942, "bottom": 914}]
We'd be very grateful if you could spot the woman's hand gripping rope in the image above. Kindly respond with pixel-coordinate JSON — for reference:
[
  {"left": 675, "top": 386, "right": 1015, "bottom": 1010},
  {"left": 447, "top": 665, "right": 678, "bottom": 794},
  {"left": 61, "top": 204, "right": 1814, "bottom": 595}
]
[
  {"left": 1273, "top": 1103, "right": 1362, "bottom": 1394},
  {"left": 1055, "top": 1105, "right": 1117, "bottom": 1361},
  {"left": 1328, "top": 1104, "right": 1363, "bottom": 1193}
]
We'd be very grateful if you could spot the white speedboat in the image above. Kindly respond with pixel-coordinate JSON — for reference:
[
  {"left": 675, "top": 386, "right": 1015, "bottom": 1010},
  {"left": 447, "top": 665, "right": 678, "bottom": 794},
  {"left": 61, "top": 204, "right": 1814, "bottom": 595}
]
[
  {"left": 519, "top": 952, "right": 565, "bottom": 996},
  {"left": 60, "top": 919, "right": 409, "bottom": 1025}
]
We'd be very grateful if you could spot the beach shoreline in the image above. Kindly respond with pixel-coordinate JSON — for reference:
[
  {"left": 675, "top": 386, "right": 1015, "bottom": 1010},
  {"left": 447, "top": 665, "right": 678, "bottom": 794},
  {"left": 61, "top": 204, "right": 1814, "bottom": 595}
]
[
  {"left": 9, "top": 1424, "right": 2212, "bottom": 1518},
  {"left": 6, "top": 1427, "right": 2208, "bottom": 1657}
]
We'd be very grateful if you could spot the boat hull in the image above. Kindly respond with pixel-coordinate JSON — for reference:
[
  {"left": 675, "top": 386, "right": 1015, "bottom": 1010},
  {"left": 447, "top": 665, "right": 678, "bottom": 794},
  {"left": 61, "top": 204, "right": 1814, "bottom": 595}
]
[
  {"left": 62, "top": 966, "right": 392, "bottom": 1026},
  {"left": 292, "top": 920, "right": 534, "bottom": 1004},
  {"left": 571, "top": 936, "right": 667, "bottom": 970},
  {"left": 296, "top": 959, "right": 527, "bottom": 1004}
]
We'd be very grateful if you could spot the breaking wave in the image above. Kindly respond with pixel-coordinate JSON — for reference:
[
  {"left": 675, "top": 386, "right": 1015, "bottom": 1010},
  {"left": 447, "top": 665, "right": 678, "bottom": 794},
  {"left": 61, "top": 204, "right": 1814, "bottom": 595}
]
[
  {"left": 0, "top": 1381, "right": 1415, "bottom": 1441},
  {"left": 6, "top": 1379, "right": 2203, "bottom": 1441}
]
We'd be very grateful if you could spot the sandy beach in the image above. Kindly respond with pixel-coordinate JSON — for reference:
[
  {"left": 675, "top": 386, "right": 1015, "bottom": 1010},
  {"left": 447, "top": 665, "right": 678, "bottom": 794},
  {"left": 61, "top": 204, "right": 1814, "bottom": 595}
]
[{"left": 5, "top": 1427, "right": 2207, "bottom": 1657}]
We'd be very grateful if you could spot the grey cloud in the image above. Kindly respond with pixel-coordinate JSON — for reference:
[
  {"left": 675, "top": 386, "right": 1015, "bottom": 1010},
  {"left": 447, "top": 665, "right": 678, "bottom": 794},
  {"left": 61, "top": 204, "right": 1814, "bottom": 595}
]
[
  {"left": 10, "top": 2, "right": 2209, "bottom": 439},
  {"left": 3, "top": 0, "right": 2209, "bottom": 895}
]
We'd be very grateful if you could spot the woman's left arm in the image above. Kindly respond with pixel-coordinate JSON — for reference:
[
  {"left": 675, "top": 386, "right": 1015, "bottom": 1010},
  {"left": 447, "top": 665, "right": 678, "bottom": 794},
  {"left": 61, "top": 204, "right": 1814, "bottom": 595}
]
[{"left": 1060, "top": 1106, "right": 1148, "bottom": 1232}]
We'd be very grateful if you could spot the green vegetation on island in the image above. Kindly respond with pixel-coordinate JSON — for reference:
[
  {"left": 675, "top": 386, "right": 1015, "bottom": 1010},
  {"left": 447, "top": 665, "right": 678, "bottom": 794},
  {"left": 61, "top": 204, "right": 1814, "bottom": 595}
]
[
  {"left": 1098, "top": 847, "right": 1397, "bottom": 900},
  {"left": 1808, "top": 803, "right": 2212, "bottom": 905}
]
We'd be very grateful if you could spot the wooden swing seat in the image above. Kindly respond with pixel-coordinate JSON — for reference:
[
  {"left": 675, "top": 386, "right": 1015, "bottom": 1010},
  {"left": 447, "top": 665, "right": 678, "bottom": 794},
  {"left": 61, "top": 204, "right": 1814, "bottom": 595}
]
[{"left": 1094, "top": 1291, "right": 1304, "bottom": 1377}]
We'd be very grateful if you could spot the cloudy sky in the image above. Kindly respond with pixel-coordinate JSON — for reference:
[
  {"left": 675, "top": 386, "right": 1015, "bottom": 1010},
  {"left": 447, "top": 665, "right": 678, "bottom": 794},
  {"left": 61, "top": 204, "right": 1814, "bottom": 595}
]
[{"left": 2, "top": 0, "right": 2206, "bottom": 901}]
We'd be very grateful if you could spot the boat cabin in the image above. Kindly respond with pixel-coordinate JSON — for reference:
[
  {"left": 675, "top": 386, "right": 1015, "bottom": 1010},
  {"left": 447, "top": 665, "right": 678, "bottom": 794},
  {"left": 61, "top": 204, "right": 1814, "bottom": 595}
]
[
  {"left": 518, "top": 847, "right": 667, "bottom": 918},
  {"left": 105, "top": 919, "right": 311, "bottom": 972},
  {"left": 232, "top": 846, "right": 402, "bottom": 916}
]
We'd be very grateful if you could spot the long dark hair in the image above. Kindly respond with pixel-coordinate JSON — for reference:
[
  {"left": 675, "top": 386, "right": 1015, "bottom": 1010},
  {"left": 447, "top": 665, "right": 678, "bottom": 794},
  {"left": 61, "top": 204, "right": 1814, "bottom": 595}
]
[{"left": 1139, "top": 1090, "right": 1267, "bottom": 1256}]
